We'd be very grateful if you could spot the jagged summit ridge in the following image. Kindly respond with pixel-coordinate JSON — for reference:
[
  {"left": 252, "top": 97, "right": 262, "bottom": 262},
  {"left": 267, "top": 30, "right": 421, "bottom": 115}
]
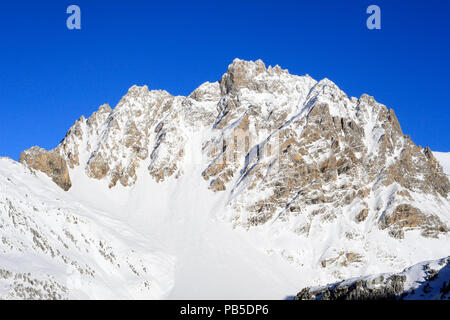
[
  {"left": 17, "top": 59, "right": 450, "bottom": 286},
  {"left": 21, "top": 58, "right": 450, "bottom": 224}
]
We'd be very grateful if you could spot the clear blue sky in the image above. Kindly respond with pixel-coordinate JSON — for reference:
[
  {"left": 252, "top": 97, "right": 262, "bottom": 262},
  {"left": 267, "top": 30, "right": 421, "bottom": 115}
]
[{"left": 1, "top": 0, "right": 449, "bottom": 160}]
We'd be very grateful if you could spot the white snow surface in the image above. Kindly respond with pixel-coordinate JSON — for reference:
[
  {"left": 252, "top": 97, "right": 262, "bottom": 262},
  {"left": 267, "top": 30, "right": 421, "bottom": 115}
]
[{"left": 0, "top": 153, "right": 310, "bottom": 299}]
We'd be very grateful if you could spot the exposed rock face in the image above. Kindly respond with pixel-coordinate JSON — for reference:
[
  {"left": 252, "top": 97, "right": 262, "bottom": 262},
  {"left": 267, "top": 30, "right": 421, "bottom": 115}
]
[
  {"left": 199, "top": 59, "right": 449, "bottom": 243},
  {"left": 295, "top": 256, "right": 450, "bottom": 300},
  {"left": 380, "top": 204, "right": 447, "bottom": 239},
  {"left": 19, "top": 146, "right": 71, "bottom": 191},
  {"left": 296, "top": 274, "right": 406, "bottom": 300},
  {"left": 54, "top": 85, "right": 217, "bottom": 188}
]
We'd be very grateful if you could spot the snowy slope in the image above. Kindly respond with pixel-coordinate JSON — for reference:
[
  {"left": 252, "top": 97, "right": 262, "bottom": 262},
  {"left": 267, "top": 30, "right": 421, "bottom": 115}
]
[
  {"left": 0, "top": 157, "right": 175, "bottom": 299},
  {"left": 0, "top": 157, "right": 310, "bottom": 299},
  {"left": 434, "top": 152, "right": 450, "bottom": 177},
  {"left": 64, "top": 133, "right": 312, "bottom": 299}
]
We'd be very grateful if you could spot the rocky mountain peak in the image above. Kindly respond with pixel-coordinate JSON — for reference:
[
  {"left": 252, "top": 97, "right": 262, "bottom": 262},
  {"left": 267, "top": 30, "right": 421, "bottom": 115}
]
[
  {"left": 19, "top": 59, "right": 450, "bottom": 243},
  {"left": 188, "top": 81, "right": 221, "bottom": 102},
  {"left": 220, "top": 59, "right": 266, "bottom": 94}
]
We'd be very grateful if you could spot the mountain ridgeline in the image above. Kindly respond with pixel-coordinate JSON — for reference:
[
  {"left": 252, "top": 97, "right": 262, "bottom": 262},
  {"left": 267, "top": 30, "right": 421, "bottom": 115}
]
[
  {"left": 21, "top": 59, "right": 449, "bottom": 238},
  {"left": 3, "top": 59, "right": 449, "bottom": 299}
]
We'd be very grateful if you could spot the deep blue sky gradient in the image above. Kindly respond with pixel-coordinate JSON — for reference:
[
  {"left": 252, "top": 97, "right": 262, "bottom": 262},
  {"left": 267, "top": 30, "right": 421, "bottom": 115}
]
[{"left": 1, "top": 0, "right": 449, "bottom": 160}]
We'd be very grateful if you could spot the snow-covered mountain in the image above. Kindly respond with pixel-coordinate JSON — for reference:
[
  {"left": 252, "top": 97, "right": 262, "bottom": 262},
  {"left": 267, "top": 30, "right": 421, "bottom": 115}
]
[{"left": 1, "top": 59, "right": 449, "bottom": 299}]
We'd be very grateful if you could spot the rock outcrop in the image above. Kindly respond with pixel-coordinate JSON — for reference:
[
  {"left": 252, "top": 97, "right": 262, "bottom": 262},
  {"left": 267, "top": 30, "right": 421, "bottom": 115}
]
[
  {"left": 296, "top": 274, "right": 407, "bottom": 300},
  {"left": 295, "top": 256, "right": 450, "bottom": 300},
  {"left": 19, "top": 146, "right": 71, "bottom": 191}
]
